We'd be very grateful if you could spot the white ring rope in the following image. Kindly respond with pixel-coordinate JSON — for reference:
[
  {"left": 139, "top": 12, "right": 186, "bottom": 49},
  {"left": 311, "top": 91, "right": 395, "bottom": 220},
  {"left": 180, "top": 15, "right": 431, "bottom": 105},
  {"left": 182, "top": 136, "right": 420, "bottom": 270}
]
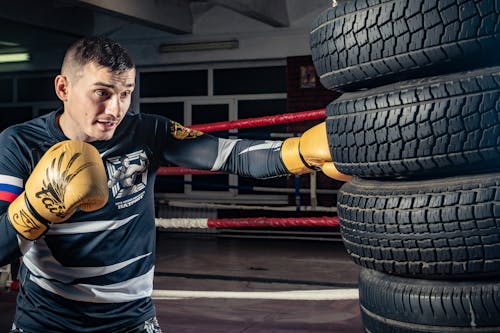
[
  {"left": 156, "top": 218, "right": 209, "bottom": 229},
  {"left": 151, "top": 288, "right": 359, "bottom": 300},
  {"left": 161, "top": 200, "right": 338, "bottom": 212}
]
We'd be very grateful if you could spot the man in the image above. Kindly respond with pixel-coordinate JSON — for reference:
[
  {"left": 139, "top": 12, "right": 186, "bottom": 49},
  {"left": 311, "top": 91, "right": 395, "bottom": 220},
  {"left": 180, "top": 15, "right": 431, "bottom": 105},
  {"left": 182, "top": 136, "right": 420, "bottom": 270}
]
[{"left": 0, "top": 36, "right": 348, "bottom": 332}]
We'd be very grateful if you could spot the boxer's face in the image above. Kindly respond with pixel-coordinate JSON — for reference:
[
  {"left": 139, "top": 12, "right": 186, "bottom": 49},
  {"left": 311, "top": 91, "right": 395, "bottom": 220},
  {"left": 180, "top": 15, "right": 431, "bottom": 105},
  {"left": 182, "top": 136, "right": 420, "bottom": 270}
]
[{"left": 56, "top": 62, "right": 135, "bottom": 142}]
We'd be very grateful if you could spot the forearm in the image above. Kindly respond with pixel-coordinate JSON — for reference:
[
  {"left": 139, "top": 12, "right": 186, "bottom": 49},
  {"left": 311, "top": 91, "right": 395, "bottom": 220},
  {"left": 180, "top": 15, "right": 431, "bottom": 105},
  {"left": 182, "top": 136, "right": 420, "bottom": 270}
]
[{"left": 216, "top": 139, "right": 290, "bottom": 179}]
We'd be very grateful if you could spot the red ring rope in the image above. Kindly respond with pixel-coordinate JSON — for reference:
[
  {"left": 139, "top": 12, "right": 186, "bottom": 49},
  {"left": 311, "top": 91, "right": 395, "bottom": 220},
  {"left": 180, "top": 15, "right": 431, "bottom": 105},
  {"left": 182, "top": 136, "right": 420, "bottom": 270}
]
[
  {"left": 190, "top": 108, "right": 326, "bottom": 132},
  {"left": 207, "top": 216, "right": 339, "bottom": 228}
]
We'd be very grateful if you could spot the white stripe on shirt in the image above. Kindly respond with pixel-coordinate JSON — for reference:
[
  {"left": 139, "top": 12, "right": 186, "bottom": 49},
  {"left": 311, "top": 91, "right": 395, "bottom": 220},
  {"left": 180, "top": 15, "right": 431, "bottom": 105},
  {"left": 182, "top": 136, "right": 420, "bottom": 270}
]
[
  {"left": 23, "top": 251, "right": 152, "bottom": 282},
  {"left": 0, "top": 174, "right": 23, "bottom": 187},
  {"left": 47, "top": 215, "right": 138, "bottom": 235},
  {"left": 29, "top": 266, "right": 155, "bottom": 303},
  {"left": 238, "top": 141, "right": 281, "bottom": 154},
  {"left": 211, "top": 138, "right": 240, "bottom": 171}
]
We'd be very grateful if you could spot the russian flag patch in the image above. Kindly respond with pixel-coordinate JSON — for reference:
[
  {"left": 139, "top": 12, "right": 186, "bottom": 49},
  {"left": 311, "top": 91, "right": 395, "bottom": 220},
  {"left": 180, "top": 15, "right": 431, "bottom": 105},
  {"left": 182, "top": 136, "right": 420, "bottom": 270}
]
[{"left": 0, "top": 175, "right": 23, "bottom": 203}]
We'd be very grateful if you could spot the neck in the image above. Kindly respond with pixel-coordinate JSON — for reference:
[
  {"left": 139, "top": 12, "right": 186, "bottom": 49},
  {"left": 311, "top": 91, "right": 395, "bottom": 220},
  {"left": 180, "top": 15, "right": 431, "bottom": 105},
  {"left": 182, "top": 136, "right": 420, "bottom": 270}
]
[
  {"left": 55, "top": 113, "right": 62, "bottom": 129},
  {"left": 57, "top": 111, "right": 85, "bottom": 141}
]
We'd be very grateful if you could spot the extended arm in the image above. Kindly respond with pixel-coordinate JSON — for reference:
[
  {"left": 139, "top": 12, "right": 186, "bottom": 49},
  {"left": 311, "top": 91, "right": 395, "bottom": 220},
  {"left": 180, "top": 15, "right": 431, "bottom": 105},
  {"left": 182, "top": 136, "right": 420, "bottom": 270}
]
[
  {"left": 160, "top": 119, "right": 350, "bottom": 181},
  {"left": 161, "top": 120, "right": 289, "bottom": 178}
]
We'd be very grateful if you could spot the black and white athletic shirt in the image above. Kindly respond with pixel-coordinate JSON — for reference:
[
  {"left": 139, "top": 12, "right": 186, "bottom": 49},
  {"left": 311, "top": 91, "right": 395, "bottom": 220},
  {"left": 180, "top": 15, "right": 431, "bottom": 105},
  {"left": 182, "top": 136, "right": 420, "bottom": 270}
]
[{"left": 0, "top": 110, "right": 289, "bottom": 332}]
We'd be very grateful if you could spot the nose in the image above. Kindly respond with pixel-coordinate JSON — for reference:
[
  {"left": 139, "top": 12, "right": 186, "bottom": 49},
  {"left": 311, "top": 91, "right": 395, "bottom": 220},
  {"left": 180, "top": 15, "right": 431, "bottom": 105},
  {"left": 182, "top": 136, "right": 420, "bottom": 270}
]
[{"left": 105, "top": 95, "right": 122, "bottom": 119}]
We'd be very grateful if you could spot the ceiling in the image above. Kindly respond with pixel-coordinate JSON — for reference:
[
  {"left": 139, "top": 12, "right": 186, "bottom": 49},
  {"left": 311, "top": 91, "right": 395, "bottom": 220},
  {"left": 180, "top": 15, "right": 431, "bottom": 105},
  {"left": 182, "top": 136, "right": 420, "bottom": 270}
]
[{"left": 0, "top": 0, "right": 330, "bottom": 58}]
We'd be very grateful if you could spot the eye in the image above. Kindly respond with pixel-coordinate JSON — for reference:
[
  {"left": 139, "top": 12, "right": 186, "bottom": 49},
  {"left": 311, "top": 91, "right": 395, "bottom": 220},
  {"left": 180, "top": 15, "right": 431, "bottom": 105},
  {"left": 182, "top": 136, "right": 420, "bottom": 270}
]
[
  {"left": 95, "top": 90, "right": 109, "bottom": 97},
  {"left": 121, "top": 91, "right": 131, "bottom": 98},
  {"left": 120, "top": 91, "right": 132, "bottom": 100}
]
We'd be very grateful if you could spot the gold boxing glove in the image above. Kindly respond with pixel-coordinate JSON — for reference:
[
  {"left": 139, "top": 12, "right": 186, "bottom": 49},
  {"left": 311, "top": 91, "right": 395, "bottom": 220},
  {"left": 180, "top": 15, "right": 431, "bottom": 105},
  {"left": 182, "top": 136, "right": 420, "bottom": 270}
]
[
  {"left": 281, "top": 122, "right": 352, "bottom": 182},
  {"left": 8, "top": 140, "right": 109, "bottom": 240}
]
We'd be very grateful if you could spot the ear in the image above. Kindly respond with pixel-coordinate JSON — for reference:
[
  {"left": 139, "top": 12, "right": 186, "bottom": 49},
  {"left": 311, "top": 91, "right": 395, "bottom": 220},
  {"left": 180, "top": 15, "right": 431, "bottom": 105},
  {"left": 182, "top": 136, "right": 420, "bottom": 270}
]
[{"left": 54, "top": 75, "right": 69, "bottom": 101}]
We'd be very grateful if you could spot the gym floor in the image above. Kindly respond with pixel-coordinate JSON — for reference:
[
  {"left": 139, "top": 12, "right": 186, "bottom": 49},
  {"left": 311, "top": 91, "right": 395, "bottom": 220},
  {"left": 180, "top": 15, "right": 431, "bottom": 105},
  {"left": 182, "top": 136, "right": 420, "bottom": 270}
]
[{"left": 0, "top": 231, "right": 364, "bottom": 332}]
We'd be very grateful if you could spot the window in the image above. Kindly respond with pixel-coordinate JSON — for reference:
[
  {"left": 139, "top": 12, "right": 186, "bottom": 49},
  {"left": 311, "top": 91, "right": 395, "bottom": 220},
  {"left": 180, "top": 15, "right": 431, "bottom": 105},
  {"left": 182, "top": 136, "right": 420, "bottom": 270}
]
[
  {"left": 238, "top": 99, "right": 287, "bottom": 136},
  {"left": 0, "top": 79, "right": 13, "bottom": 102},
  {"left": 18, "top": 77, "right": 58, "bottom": 102},
  {"left": 0, "top": 107, "right": 33, "bottom": 131},
  {"left": 140, "top": 70, "right": 208, "bottom": 97},
  {"left": 137, "top": 62, "right": 288, "bottom": 205},
  {"left": 141, "top": 102, "right": 184, "bottom": 123},
  {"left": 214, "top": 66, "right": 286, "bottom": 95}
]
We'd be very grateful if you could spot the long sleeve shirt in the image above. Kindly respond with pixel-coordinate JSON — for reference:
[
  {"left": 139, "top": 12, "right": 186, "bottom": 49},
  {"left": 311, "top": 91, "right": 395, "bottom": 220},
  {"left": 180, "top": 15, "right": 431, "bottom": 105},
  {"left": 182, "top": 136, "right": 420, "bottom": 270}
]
[{"left": 0, "top": 110, "right": 290, "bottom": 332}]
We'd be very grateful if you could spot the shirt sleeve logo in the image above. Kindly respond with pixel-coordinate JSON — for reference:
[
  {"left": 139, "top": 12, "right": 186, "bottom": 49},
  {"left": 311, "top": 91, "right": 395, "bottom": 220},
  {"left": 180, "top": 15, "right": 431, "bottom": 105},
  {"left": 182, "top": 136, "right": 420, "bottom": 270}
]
[{"left": 170, "top": 121, "right": 203, "bottom": 140}]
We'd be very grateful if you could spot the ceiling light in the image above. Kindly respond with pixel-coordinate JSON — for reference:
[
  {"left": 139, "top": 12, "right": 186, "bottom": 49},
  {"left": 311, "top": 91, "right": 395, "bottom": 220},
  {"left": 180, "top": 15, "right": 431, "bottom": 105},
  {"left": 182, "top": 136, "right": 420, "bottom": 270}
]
[
  {"left": 159, "top": 40, "right": 239, "bottom": 53},
  {"left": 0, "top": 52, "right": 30, "bottom": 63},
  {"left": 0, "top": 41, "right": 20, "bottom": 47}
]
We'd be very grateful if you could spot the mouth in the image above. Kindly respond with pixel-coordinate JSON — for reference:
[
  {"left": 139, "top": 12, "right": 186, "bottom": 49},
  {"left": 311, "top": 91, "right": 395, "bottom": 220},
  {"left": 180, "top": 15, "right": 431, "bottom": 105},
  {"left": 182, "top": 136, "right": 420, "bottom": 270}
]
[{"left": 96, "top": 119, "right": 118, "bottom": 131}]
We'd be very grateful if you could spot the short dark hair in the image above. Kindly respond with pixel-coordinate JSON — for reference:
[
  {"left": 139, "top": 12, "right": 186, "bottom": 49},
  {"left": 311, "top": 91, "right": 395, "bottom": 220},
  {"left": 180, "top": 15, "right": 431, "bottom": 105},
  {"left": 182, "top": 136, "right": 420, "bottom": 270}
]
[{"left": 62, "top": 36, "right": 134, "bottom": 74}]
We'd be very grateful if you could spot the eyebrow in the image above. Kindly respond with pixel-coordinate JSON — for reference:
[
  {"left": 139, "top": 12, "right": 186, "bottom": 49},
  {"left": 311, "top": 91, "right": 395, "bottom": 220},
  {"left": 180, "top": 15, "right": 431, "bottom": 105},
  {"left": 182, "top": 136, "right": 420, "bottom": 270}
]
[{"left": 93, "top": 82, "right": 135, "bottom": 88}]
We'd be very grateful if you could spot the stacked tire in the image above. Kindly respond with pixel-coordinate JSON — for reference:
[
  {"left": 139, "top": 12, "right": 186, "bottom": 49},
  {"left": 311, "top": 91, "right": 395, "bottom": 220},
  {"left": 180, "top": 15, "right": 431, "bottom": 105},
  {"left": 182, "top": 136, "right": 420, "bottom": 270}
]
[{"left": 310, "top": 1, "right": 500, "bottom": 332}]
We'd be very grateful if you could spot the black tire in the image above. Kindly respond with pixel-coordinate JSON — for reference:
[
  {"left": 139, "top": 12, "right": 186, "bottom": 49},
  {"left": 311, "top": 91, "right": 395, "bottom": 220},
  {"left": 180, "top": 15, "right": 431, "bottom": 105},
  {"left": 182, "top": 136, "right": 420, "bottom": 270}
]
[
  {"left": 359, "top": 268, "right": 500, "bottom": 333},
  {"left": 338, "top": 173, "right": 500, "bottom": 278},
  {"left": 326, "top": 66, "right": 500, "bottom": 179},
  {"left": 310, "top": 0, "right": 500, "bottom": 91}
]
